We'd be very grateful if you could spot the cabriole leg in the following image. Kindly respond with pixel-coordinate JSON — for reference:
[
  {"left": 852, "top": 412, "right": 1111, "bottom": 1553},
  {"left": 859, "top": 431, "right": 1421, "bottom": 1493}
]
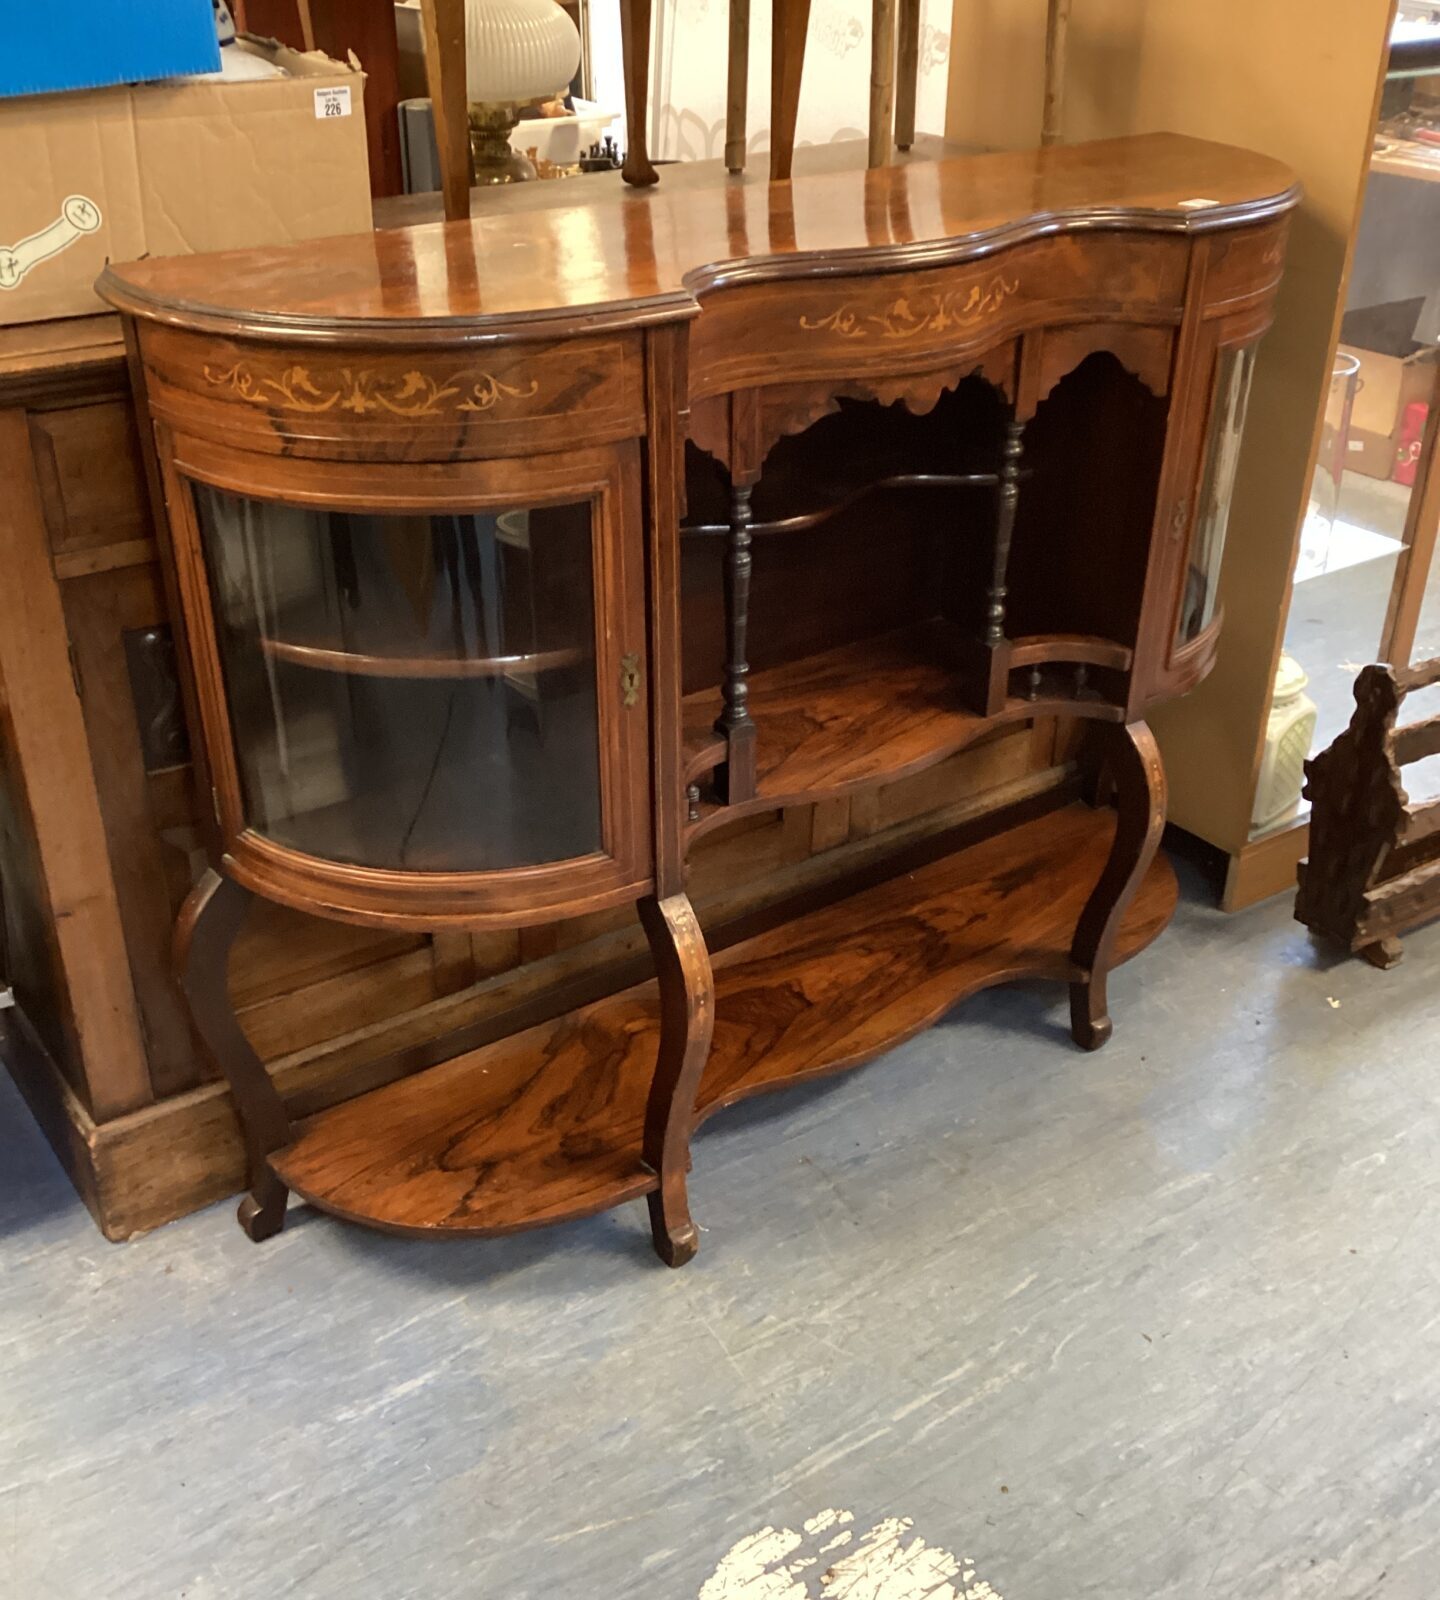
[
  {"left": 175, "top": 870, "right": 293, "bottom": 1241},
  {"left": 639, "top": 893, "right": 715, "bottom": 1267},
  {"left": 619, "top": 0, "right": 659, "bottom": 186},
  {"left": 1068, "top": 719, "right": 1166, "bottom": 1051}
]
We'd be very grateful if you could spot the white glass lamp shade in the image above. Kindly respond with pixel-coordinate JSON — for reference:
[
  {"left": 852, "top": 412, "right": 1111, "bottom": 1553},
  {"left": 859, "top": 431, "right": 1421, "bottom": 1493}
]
[{"left": 464, "top": 0, "right": 580, "bottom": 104}]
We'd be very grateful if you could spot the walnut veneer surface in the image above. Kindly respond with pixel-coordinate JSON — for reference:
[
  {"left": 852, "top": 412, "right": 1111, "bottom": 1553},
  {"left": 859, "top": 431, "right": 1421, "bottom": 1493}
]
[
  {"left": 101, "top": 134, "right": 1297, "bottom": 338},
  {"left": 90, "top": 134, "right": 1298, "bottom": 1261}
]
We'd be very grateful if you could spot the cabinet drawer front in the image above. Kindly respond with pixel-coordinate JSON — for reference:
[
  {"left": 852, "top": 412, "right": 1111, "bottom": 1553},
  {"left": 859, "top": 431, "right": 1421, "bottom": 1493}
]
[
  {"left": 136, "top": 326, "right": 647, "bottom": 462},
  {"left": 688, "top": 233, "right": 1189, "bottom": 398}
]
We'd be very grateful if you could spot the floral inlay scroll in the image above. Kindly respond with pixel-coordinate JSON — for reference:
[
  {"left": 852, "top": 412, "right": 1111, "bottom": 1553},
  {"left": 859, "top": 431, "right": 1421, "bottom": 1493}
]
[
  {"left": 800, "top": 275, "right": 1021, "bottom": 340},
  {"left": 202, "top": 362, "right": 540, "bottom": 417}
]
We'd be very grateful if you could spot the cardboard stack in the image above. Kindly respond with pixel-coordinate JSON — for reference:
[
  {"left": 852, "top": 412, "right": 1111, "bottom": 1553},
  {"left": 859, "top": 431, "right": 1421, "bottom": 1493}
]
[{"left": 1, "top": 32, "right": 373, "bottom": 329}]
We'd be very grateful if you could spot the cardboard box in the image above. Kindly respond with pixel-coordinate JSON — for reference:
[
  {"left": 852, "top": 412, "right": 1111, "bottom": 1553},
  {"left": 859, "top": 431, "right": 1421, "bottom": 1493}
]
[
  {"left": 0, "top": 39, "right": 372, "bottom": 328},
  {"left": 1339, "top": 342, "right": 1439, "bottom": 480},
  {"left": 3, "top": 0, "right": 220, "bottom": 99}
]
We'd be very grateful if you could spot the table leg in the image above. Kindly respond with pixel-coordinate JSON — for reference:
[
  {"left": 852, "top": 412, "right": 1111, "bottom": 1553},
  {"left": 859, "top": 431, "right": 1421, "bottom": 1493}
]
[
  {"left": 770, "top": 0, "right": 813, "bottom": 181},
  {"left": 175, "top": 870, "right": 293, "bottom": 1241},
  {"left": 620, "top": 0, "right": 659, "bottom": 185},
  {"left": 895, "top": 0, "right": 921, "bottom": 149},
  {"left": 640, "top": 893, "right": 714, "bottom": 1266},
  {"left": 1069, "top": 720, "right": 1166, "bottom": 1050}
]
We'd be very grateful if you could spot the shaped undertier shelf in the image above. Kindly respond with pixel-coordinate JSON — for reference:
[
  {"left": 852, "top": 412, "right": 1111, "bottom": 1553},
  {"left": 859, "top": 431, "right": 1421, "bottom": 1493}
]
[{"left": 270, "top": 802, "right": 1178, "bottom": 1239}]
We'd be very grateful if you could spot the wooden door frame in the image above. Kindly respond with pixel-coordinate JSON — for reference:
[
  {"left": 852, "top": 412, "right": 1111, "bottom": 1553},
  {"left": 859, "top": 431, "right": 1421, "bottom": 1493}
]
[
  {"left": 1379, "top": 358, "right": 1440, "bottom": 667},
  {"left": 154, "top": 430, "right": 655, "bottom": 931}
]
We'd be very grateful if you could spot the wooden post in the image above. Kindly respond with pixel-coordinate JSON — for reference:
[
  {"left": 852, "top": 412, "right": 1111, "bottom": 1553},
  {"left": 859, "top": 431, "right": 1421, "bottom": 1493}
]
[
  {"left": 869, "top": 0, "right": 897, "bottom": 168},
  {"left": 714, "top": 481, "right": 758, "bottom": 802},
  {"left": 726, "top": 0, "right": 752, "bottom": 174},
  {"left": 0, "top": 409, "right": 154, "bottom": 1121},
  {"left": 894, "top": 0, "right": 921, "bottom": 150},
  {"left": 295, "top": 0, "right": 317, "bottom": 52},
  {"left": 770, "top": 0, "right": 813, "bottom": 182},
  {"left": 986, "top": 419, "right": 1026, "bottom": 646},
  {"left": 418, "top": 0, "right": 472, "bottom": 222},
  {"left": 1042, "top": 0, "right": 1071, "bottom": 146}
]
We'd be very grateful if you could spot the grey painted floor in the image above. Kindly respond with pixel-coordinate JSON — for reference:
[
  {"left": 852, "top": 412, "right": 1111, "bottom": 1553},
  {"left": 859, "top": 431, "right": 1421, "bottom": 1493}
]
[{"left": 5, "top": 863, "right": 1440, "bottom": 1599}]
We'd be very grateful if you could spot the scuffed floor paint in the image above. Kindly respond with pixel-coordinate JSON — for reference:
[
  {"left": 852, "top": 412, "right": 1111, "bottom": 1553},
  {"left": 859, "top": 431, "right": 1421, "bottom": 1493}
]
[{"left": 699, "top": 1509, "right": 1002, "bottom": 1599}]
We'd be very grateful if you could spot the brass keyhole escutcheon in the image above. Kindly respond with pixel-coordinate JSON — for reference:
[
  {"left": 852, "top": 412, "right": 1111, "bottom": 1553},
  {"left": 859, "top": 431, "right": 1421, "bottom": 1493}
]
[{"left": 621, "top": 652, "right": 642, "bottom": 709}]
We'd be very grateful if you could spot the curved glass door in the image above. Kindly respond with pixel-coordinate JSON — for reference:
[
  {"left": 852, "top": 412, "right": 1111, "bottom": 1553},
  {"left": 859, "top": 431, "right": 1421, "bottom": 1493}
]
[
  {"left": 1176, "top": 344, "right": 1258, "bottom": 647},
  {"left": 191, "top": 484, "right": 602, "bottom": 873}
]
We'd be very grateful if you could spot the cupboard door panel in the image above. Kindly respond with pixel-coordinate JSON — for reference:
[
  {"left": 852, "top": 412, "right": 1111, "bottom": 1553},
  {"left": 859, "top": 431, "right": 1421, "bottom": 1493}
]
[{"left": 157, "top": 435, "right": 654, "bottom": 929}]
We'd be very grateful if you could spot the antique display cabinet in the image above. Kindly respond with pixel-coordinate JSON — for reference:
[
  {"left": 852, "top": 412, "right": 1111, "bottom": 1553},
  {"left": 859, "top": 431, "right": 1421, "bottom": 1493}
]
[{"left": 97, "top": 134, "right": 1298, "bottom": 1264}]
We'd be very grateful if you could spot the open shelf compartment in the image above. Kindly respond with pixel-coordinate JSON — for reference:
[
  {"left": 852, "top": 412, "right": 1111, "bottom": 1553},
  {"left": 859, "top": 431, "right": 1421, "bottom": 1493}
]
[
  {"left": 270, "top": 801, "right": 1179, "bottom": 1239},
  {"left": 681, "top": 619, "right": 1124, "bottom": 826}
]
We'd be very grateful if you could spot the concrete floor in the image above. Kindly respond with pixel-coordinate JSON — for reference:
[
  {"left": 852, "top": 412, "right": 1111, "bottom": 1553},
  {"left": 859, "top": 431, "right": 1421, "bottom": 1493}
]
[{"left": 5, "top": 861, "right": 1440, "bottom": 1600}]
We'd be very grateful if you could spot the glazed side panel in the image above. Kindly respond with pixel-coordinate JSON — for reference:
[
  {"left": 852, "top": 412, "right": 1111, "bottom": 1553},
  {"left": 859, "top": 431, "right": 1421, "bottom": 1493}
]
[{"left": 1131, "top": 217, "right": 1291, "bottom": 707}]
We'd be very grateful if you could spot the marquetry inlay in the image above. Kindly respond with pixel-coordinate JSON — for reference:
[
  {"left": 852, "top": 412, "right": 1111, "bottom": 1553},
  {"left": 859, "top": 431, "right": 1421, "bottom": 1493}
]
[
  {"left": 201, "top": 362, "right": 540, "bottom": 416},
  {"left": 800, "top": 275, "right": 1021, "bottom": 340}
]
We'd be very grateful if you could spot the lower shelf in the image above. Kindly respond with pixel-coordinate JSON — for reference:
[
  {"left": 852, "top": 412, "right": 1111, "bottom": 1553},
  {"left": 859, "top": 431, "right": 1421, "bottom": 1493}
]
[
  {"left": 681, "top": 620, "right": 1124, "bottom": 831},
  {"left": 270, "top": 803, "right": 1179, "bottom": 1238}
]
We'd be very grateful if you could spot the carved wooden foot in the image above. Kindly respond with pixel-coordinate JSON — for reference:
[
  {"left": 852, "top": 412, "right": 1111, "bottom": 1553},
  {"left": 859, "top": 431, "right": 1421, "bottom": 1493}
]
[
  {"left": 639, "top": 893, "right": 715, "bottom": 1267},
  {"left": 646, "top": 1192, "right": 699, "bottom": 1267},
  {"left": 1068, "top": 720, "right": 1166, "bottom": 1051},
  {"left": 1069, "top": 984, "right": 1113, "bottom": 1052},
  {"left": 619, "top": 0, "right": 659, "bottom": 186},
  {"left": 1360, "top": 936, "right": 1404, "bottom": 970},
  {"left": 238, "top": 1168, "right": 290, "bottom": 1242},
  {"left": 175, "top": 870, "right": 294, "bottom": 1243}
]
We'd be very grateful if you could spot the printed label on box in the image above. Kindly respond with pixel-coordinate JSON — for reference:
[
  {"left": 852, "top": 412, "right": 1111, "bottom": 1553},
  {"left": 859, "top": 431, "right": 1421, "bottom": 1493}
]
[{"left": 314, "top": 85, "right": 352, "bottom": 120}]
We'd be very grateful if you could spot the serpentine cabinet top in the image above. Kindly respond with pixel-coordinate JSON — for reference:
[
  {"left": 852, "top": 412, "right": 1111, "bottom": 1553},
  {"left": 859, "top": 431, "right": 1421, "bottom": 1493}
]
[{"left": 99, "top": 133, "right": 1299, "bottom": 346}]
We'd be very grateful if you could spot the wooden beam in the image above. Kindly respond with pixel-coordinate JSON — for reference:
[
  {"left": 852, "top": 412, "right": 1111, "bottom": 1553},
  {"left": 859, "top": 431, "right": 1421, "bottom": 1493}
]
[
  {"left": 894, "top": 0, "right": 921, "bottom": 150},
  {"left": 0, "top": 409, "right": 153, "bottom": 1120},
  {"left": 1042, "top": 0, "right": 1071, "bottom": 146},
  {"left": 726, "top": 0, "right": 752, "bottom": 174},
  {"left": 1393, "top": 711, "right": 1440, "bottom": 768},
  {"left": 869, "top": 0, "right": 897, "bottom": 168}
]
